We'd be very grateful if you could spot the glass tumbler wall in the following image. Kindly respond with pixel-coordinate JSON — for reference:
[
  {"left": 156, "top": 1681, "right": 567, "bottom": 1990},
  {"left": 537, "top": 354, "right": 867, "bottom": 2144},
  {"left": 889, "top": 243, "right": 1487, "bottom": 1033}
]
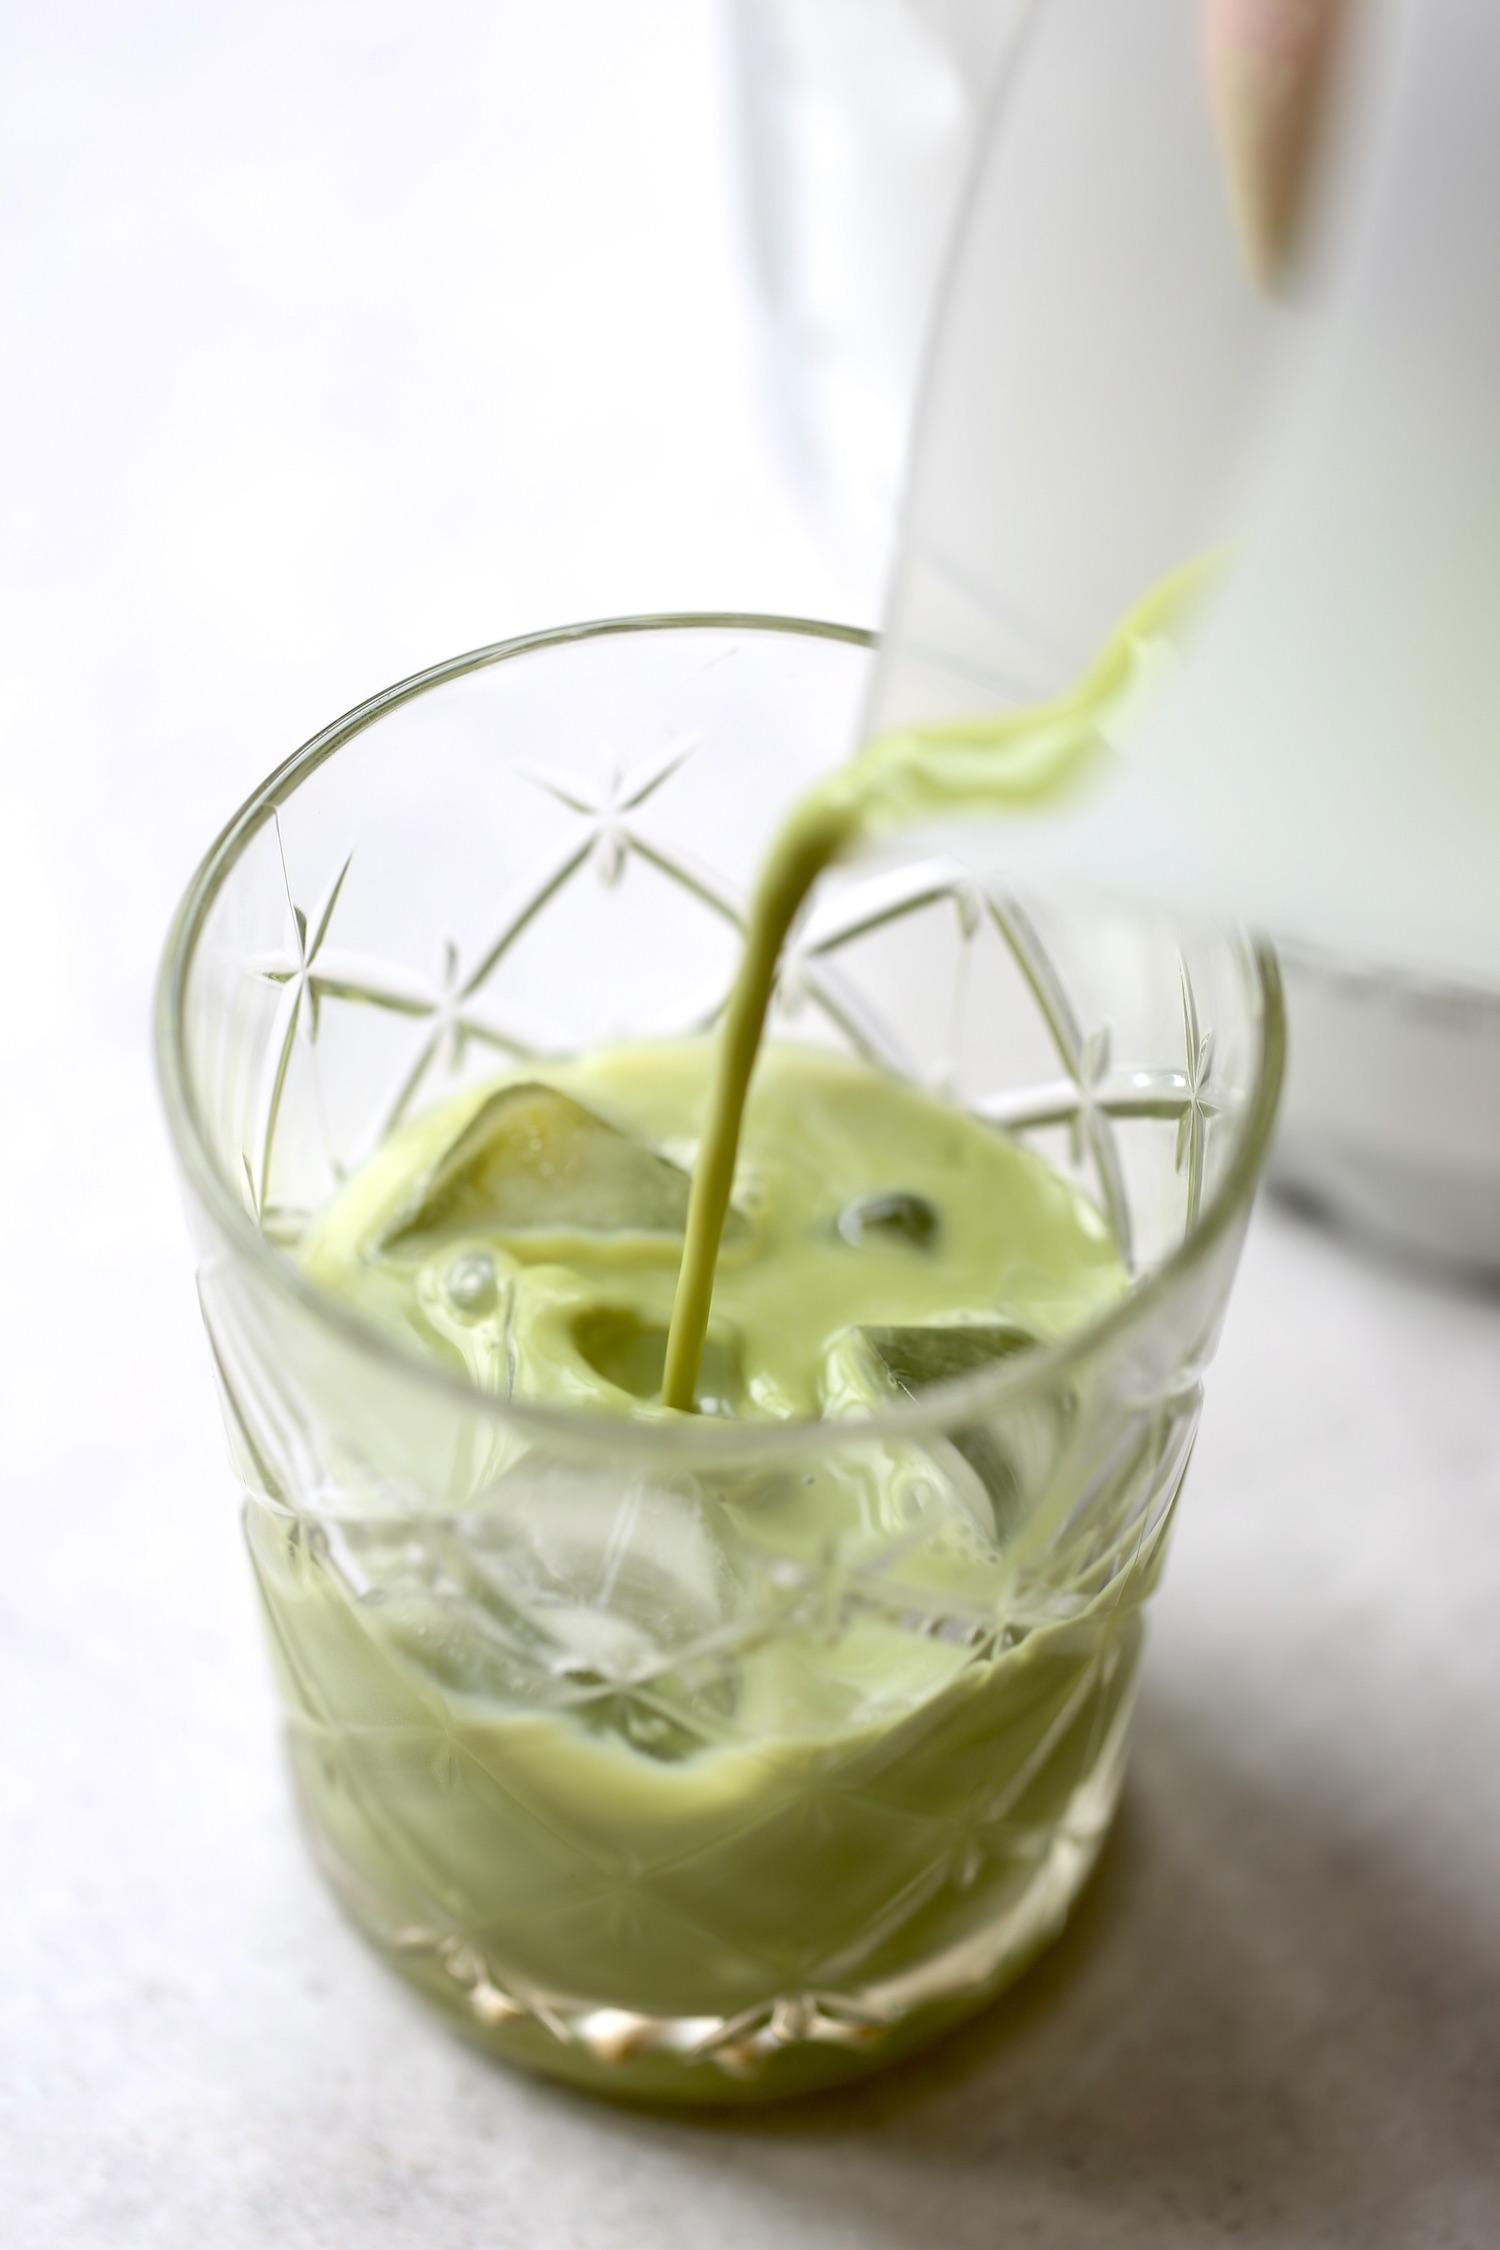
[{"left": 156, "top": 618, "right": 1282, "bottom": 2102}]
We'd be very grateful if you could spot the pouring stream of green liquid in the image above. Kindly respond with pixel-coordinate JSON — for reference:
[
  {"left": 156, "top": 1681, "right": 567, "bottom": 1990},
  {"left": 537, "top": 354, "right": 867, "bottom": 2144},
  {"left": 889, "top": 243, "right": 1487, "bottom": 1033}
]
[{"left": 660, "top": 558, "right": 1213, "bottom": 1411}]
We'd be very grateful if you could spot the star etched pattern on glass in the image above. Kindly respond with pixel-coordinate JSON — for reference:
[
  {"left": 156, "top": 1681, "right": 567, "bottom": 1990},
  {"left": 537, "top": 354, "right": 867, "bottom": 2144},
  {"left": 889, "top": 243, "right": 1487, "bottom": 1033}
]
[{"left": 244, "top": 796, "right": 1223, "bottom": 1272}]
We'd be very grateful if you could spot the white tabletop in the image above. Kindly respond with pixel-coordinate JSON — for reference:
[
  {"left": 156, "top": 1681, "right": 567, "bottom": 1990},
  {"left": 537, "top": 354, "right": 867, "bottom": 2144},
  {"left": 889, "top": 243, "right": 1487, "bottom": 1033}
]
[{"left": 4, "top": 6, "right": 1498, "bottom": 2244}]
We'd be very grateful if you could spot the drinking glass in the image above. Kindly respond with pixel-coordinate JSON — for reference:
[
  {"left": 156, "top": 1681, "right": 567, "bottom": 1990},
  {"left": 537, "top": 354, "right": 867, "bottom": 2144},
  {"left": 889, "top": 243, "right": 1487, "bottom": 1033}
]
[{"left": 156, "top": 616, "right": 1282, "bottom": 2101}]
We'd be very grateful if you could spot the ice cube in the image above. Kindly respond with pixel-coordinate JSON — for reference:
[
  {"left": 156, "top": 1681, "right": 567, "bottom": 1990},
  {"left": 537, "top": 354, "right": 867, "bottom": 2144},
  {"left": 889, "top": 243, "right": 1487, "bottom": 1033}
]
[
  {"left": 333, "top": 1464, "right": 752, "bottom": 1747},
  {"left": 443, "top": 1249, "right": 499, "bottom": 1315},
  {"left": 384, "top": 1083, "right": 745, "bottom": 1248},
  {"left": 860, "top": 1322, "right": 1037, "bottom": 1394},
  {"left": 859, "top": 1322, "right": 1051, "bottom": 1541},
  {"left": 467, "top": 1460, "right": 748, "bottom": 1697}
]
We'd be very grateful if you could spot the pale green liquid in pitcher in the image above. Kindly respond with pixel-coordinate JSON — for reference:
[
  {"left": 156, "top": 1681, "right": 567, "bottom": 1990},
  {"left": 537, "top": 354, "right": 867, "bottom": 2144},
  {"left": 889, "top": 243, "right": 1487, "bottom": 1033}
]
[{"left": 262, "top": 572, "right": 1205, "bottom": 2098}]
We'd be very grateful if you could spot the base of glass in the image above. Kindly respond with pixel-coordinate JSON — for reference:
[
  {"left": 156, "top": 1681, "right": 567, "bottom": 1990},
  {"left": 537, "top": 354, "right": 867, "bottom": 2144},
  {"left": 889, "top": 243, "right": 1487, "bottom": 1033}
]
[{"left": 292, "top": 1704, "right": 1133, "bottom": 2105}]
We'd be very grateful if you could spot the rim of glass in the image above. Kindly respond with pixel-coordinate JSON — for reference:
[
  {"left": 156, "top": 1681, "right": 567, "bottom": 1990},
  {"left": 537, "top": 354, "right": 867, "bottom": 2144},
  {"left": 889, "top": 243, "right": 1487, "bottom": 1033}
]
[{"left": 155, "top": 612, "right": 1285, "bottom": 1467}]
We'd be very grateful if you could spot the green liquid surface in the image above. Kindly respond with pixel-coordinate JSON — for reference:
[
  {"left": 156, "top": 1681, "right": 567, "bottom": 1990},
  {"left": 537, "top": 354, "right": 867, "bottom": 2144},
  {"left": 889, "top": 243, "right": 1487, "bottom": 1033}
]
[{"left": 303, "top": 1041, "right": 1125, "bottom": 1425}]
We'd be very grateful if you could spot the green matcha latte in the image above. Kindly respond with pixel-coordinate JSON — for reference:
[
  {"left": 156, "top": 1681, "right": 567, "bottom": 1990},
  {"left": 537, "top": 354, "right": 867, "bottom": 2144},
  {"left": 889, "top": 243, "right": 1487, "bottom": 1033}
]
[{"left": 197, "top": 579, "right": 1263, "bottom": 2101}]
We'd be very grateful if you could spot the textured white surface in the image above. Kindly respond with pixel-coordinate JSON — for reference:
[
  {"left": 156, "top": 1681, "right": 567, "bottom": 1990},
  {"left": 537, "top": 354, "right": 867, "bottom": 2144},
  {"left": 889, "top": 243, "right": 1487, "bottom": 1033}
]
[{"left": 3, "top": 5, "right": 1498, "bottom": 2245}]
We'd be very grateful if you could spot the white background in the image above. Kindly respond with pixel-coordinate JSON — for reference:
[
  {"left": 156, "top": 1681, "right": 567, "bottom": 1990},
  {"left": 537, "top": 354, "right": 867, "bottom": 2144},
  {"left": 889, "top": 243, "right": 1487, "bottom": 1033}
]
[{"left": 2, "top": 4, "right": 1498, "bottom": 2245}]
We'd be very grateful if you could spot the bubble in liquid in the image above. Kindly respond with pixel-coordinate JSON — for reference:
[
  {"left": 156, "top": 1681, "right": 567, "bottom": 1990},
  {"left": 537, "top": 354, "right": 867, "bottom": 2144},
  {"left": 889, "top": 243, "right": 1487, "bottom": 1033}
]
[{"left": 444, "top": 1250, "right": 498, "bottom": 1316}]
